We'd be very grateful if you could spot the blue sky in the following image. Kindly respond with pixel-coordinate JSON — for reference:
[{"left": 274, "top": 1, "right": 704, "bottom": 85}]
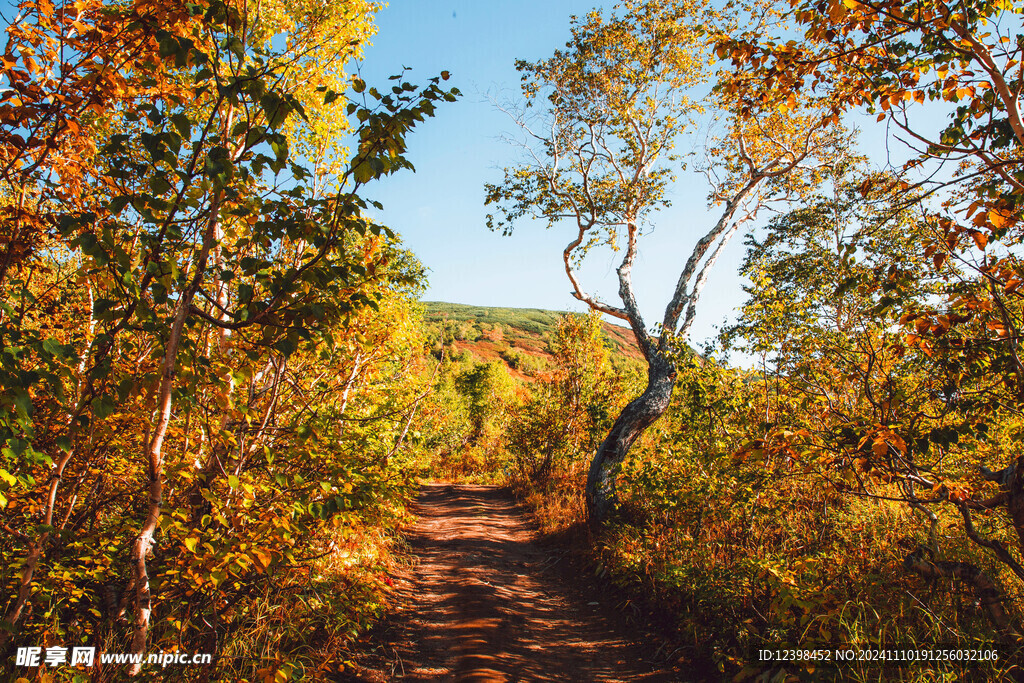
[
  {"left": 356, "top": 0, "right": 757, "bottom": 350},
  {"left": 353, "top": 2, "right": 965, "bottom": 358}
]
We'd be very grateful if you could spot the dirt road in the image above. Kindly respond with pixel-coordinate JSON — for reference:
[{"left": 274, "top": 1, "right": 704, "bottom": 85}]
[{"left": 353, "top": 483, "right": 681, "bottom": 682}]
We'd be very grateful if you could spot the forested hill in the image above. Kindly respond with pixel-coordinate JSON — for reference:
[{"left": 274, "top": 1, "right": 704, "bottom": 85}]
[{"left": 421, "top": 302, "right": 646, "bottom": 378}]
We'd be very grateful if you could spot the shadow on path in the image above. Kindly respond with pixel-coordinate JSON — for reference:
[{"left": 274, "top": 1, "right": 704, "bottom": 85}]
[{"left": 353, "top": 483, "right": 683, "bottom": 682}]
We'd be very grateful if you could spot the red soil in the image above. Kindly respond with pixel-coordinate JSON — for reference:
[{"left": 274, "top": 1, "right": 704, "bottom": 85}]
[{"left": 350, "top": 483, "right": 680, "bottom": 682}]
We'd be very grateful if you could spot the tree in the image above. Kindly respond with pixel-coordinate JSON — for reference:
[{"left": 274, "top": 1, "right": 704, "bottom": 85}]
[
  {"left": 507, "top": 312, "right": 620, "bottom": 482},
  {"left": 723, "top": 165, "right": 949, "bottom": 383},
  {"left": 455, "top": 360, "right": 517, "bottom": 444},
  {"left": 721, "top": 0, "right": 1024, "bottom": 204},
  {"left": 0, "top": 0, "right": 457, "bottom": 671},
  {"left": 486, "top": 0, "right": 846, "bottom": 524},
  {"left": 722, "top": 172, "right": 1024, "bottom": 632},
  {"left": 719, "top": 0, "right": 1024, "bottom": 595}
]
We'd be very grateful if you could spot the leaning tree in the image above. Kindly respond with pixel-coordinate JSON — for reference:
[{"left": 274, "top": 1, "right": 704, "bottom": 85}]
[{"left": 486, "top": 0, "right": 847, "bottom": 524}]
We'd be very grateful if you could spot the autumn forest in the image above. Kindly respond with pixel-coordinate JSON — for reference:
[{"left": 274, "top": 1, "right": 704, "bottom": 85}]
[{"left": 2, "top": 0, "right": 1024, "bottom": 680}]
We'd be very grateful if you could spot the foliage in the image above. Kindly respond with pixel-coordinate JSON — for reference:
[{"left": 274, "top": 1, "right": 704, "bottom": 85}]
[
  {"left": 505, "top": 313, "right": 625, "bottom": 482},
  {"left": 422, "top": 300, "right": 644, "bottom": 361},
  {"left": 486, "top": 0, "right": 852, "bottom": 524},
  {"left": 713, "top": 0, "right": 1024, "bottom": 606},
  {"left": 488, "top": 3, "right": 1024, "bottom": 678},
  {"left": 466, "top": 0, "right": 1024, "bottom": 678},
  {"left": 0, "top": 0, "right": 457, "bottom": 677},
  {"left": 423, "top": 302, "right": 563, "bottom": 331},
  {"left": 8, "top": 0, "right": 1024, "bottom": 679},
  {"left": 454, "top": 360, "right": 517, "bottom": 445}
]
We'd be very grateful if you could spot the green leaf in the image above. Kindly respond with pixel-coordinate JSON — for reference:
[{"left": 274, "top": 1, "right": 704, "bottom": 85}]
[
  {"left": 40, "top": 337, "right": 64, "bottom": 358},
  {"left": 107, "top": 196, "right": 130, "bottom": 214},
  {"left": 91, "top": 395, "right": 116, "bottom": 420},
  {"left": 13, "top": 390, "right": 32, "bottom": 419},
  {"left": 273, "top": 338, "right": 296, "bottom": 356},
  {"left": 117, "top": 378, "right": 134, "bottom": 402},
  {"left": 150, "top": 175, "right": 172, "bottom": 194},
  {"left": 260, "top": 93, "right": 289, "bottom": 129},
  {"left": 171, "top": 113, "right": 191, "bottom": 139}
]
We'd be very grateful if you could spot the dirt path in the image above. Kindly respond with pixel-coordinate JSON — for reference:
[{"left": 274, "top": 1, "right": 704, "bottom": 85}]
[{"left": 353, "top": 483, "right": 680, "bottom": 682}]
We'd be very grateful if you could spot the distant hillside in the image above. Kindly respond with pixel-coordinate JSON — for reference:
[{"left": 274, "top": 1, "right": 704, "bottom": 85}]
[{"left": 420, "top": 302, "right": 645, "bottom": 379}]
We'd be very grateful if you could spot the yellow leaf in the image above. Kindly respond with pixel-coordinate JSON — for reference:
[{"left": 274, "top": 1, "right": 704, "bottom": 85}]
[
  {"left": 254, "top": 549, "right": 272, "bottom": 569},
  {"left": 989, "top": 210, "right": 1008, "bottom": 229}
]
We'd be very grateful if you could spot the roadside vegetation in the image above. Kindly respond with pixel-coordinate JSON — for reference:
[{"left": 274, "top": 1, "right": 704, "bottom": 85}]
[
  {"left": 424, "top": 302, "right": 1024, "bottom": 681},
  {"left": 0, "top": 0, "right": 455, "bottom": 679}
]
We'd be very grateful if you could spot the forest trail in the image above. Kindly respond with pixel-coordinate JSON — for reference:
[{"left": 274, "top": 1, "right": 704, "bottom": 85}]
[{"left": 352, "top": 483, "right": 681, "bottom": 682}]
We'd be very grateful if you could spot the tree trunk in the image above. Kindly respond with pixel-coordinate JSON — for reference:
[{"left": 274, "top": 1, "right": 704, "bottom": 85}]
[
  {"left": 586, "top": 352, "right": 676, "bottom": 525},
  {"left": 128, "top": 196, "right": 219, "bottom": 675},
  {"left": 904, "top": 548, "right": 1018, "bottom": 636},
  {"left": 1008, "top": 455, "right": 1024, "bottom": 551}
]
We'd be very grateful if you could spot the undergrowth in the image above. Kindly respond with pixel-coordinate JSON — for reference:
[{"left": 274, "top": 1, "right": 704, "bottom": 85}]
[{"left": 502, "top": 455, "right": 1024, "bottom": 682}]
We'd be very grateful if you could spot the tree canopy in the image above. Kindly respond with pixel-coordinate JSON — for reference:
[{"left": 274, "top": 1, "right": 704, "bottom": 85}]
[{"left": 0, "top": 0, "right": 457, "bottom": 672}]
